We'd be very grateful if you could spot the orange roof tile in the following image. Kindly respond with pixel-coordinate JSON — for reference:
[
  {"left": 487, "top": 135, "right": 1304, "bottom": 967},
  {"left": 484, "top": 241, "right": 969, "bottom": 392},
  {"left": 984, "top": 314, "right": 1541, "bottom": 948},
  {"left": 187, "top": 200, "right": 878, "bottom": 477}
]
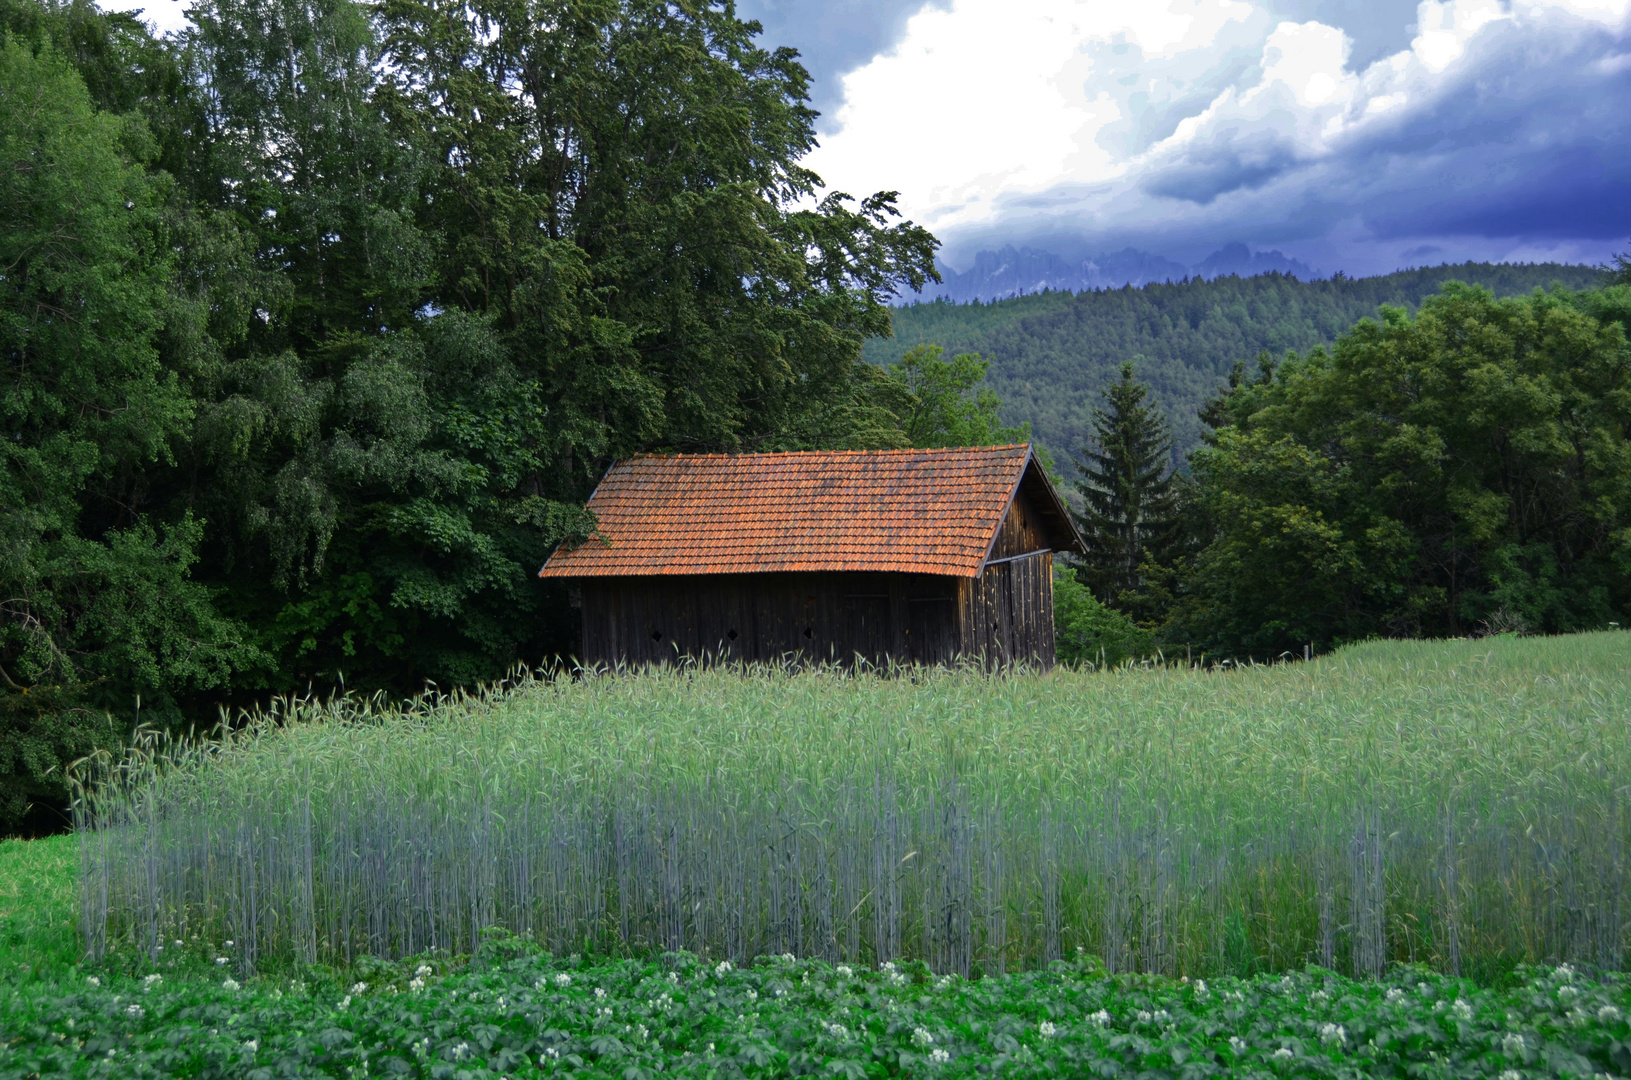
[{"left": 538, "top": 445, "right": 1077, "bottom": 579}]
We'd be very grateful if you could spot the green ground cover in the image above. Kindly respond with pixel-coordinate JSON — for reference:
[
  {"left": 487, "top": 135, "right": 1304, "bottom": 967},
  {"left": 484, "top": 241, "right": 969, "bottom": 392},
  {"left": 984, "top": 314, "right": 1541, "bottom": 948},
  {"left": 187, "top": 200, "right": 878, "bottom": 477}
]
[
  {"left": 0, "top": 834, "right": 78, "bottom": 978},
  {"left": 3, "top": 938, "right": 1629, "bottom": 1078}
]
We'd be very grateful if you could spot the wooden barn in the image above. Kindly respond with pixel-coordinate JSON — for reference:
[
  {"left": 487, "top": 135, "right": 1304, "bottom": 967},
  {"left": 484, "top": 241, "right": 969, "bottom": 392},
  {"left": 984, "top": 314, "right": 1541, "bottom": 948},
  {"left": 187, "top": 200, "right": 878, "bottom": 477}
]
[{"left": 538, "top": 445, "right": 1085, "bottom": 669}]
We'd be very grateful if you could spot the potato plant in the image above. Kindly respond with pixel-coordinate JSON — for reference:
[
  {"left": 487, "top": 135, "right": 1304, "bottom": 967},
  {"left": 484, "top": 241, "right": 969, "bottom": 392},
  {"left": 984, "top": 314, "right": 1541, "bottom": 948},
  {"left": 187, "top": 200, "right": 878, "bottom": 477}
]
[{"left": 4, "top": 942, "right": 1629, "bottom": 1079}]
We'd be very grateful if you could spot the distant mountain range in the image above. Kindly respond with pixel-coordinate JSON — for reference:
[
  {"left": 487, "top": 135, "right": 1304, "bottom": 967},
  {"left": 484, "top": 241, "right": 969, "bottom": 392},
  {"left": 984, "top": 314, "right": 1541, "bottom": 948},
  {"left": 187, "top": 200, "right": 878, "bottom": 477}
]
[{"left": 914, "top": 243, "right": 1318, "bottom": 304}]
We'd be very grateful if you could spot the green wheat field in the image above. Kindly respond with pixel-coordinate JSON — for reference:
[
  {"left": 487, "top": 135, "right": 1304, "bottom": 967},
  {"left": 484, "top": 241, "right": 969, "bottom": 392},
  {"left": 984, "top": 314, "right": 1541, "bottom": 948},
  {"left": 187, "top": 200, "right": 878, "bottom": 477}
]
[{"left": 75, "top": 632, "right": 1629, "bottom": 980}]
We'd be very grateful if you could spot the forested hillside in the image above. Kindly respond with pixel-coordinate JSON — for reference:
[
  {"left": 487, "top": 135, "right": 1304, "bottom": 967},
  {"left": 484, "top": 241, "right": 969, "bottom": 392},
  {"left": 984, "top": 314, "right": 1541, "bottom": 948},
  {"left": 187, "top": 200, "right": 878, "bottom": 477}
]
[{"left": 867, "top": 263, "right": 1606, "bottom": 460}]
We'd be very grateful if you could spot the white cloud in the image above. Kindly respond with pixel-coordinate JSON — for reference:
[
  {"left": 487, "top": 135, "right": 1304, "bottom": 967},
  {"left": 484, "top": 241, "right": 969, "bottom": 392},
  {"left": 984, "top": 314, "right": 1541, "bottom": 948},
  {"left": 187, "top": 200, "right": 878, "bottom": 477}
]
[
  {"left": 95, "top": 0, "right": 193, "bottom": 36},
  {"left": 809, "top": 0, "right": 1631, "bottom": 272}
]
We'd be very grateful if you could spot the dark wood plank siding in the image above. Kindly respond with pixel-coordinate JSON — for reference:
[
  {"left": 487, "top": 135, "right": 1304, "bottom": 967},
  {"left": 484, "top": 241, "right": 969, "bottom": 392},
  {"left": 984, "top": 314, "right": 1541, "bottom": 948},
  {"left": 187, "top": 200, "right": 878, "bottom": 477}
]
[
  {"left": 950, "top": 490, "right": 1059, "bottom": 668},
  {"left": 988, "top": 490, "right": 1047, "bottom": 560},
  {"left": 579, "top": 571, "right": 966, "bottom": 669}
]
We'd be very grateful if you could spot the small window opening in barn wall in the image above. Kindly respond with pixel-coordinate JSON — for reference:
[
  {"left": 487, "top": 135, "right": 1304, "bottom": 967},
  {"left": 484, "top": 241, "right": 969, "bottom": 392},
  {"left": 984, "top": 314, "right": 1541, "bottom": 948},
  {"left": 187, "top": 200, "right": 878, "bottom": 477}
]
[
  {"left": 727, "top": 629, "right": 739, "bottom": 641},
  {"left": 651, "top": 629, "right": 663, "bottom": 642},
  {"left": 803, "top": 627, "right": 814, "bottom": 639}
]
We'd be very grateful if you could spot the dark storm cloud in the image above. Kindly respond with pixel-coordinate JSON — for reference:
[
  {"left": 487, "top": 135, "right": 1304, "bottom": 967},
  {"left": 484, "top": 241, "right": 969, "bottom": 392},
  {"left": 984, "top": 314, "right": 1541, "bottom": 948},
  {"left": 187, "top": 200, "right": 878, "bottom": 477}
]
[{"left": 946, "top": 4, "right": 1631, "bottom": 274}]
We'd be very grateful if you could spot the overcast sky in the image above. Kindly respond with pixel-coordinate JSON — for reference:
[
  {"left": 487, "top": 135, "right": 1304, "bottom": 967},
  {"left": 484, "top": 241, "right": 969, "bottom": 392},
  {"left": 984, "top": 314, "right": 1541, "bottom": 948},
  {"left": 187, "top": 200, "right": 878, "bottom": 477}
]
[{"left": 102, "top": 0, "right": 1631, "bottom": 277}]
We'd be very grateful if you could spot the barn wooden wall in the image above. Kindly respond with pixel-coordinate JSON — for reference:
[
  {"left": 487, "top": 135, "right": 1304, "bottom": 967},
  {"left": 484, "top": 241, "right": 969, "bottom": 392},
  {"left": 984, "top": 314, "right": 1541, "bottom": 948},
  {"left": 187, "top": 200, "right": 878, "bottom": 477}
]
[
  {"left": 574, "top": 491, "right": 1060, "bottom": 670},
  {"left": 579, "top": 571, "right": 963, "bottom": 668},
  {"left": 957, "top": 551, "right": 1055, "bottom": 668}
]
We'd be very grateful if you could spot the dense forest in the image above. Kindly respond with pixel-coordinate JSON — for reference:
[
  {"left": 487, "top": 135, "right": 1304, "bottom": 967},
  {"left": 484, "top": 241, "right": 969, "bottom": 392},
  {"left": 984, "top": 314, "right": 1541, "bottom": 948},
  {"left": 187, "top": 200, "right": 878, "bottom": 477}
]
[
  {"left": 866, "top": 264, "right": 1607, "bottom": 460},
  {"left": 0, "top": 0, "right": 950, "bottom": 833}
]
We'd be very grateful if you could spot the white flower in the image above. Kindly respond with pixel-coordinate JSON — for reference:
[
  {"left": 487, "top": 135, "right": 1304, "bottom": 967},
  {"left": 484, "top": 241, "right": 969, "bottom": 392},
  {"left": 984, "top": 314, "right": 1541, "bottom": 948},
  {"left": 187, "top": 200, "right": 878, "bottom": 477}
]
[
  {"left": 1499, "top": 1072, "right": 1521, "bottom": 1080},
  {"left": 244, "top": 1039, "right": 258, "bottom": 1053},
  {"left": 668, "top": 971, "right": 679, "bottom": 984},
  {"left": 745, "top": 988, "right": 757, "bottom": 1001},
  {"left": 1319, "top": 1023, "right": 1346, "bottom": 1047},
  {"left": 86, "top": 976, "right": 101, "bottom": 988},
  {"left": 1453, "top": 1000, "right": 1474, "bottom": 1021},
  {"left": 1276, "top": 976, "right": 1294, "bottom": 993},
  {"left": 1152, "top": 1009, "right": 1170, "bottom": 1024},
  {"left": 827, "top": 1022, "right": 849, "bottom": 1040},
  {"left": 1037, "top": 1021, "right": 1056, "bottom": 1039},
  {"left": 1502, "top": 1033, "right": 1527, "bottom": 1057},
  {"left": 222, "top": 978, "right": 240, "bottom": 992},
  {"left": 935, "top": 975, "right": 953, "bottom": 991},
  {"left": 1600, "top": 1005, "right": 1623, "bottom": 1023},
  {"left": 1311, "top": 989, "right": 1329, "bottom": 1004},
  {"left": 224, "top": 940, "right": 234, "bottom": 947},
  {"left": 1194, "top": 979, "right": 1208, "bottom": 998},
  {"left": 1559, "top": 985, "right": 1581, "bottom": 1001},
  {"left": 125, "top": 1004, "right": 144, "bottom": 1018},
  {"left": 715, "top": 960, "right": 733, "bottom": 976},
  {"left": 412, "top": 1038, "right": 430, "bottom": 1058},
  {"left": 929, "top": 1047, "right": 950, "bottom": 1064},
  {"left": 1272, "top": 1047, "right": 1293, "bottom": 1060},
  {"left": 1229, "top": 1036, "right": 1247, "bottom": 1055},
  {"left": 408, "top": 978, "right": 425, "bottom": 992},
  {"left": 1087, "top": 1010, "right": 1110, "bottom": 1027},
  {"left": 415, "top": 964, "right": 433, "bottom": 978},
  {"left": 595, "top": 987, "right": 607, "bottom": 999},
  {"left": 172, "top": 940, "right": 182, "bottom": 948},
  {"left": 541, "top": 1047, "right": 560, "bottom": 1063},
  {"left": 452, "top": 1041, "right": 471, "bottom": 1061},
  {"left": 215, "top": 957, "right": 229, "bottom": 965},
  {"left": 913, "top": 1026, "right": 935, "bottom": 1047},
  {"left": 836, "top": 965, "right": 854, "bottom": 978},
  {"left": 554, "top": 973, "right": 571, "bottom": 988},
  {"left": 143, "top": 974, "right": 162, "bottom": 988},
  {"left": 350, "top": 982, "right": 367, "bottom": 995},
  {"left": 337, "top": 995, "right": 351, "bottom": 1010},
  {"left": 1385, "top": 987, "right": 1405, "bottom": 1003},
  {"left": 706, "top": 1043, "right": 715, "bottom": 1053},
  {"left": 635, "top": 1024, "right": 649, "bottom": 1041},
  {"left": 1136, "top": 1010, "right": 1152, "bottom": 1023},
  {"left": 780, "top": 953, "right": 795, "bottom": 962},
  {"left": 1556, "top": 963, "right": 1577, "bottom": 979}
]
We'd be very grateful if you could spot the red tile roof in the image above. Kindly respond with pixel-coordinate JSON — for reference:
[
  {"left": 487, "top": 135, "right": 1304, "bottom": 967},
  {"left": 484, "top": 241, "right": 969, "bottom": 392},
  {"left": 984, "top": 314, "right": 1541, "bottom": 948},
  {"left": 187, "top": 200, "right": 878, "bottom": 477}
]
[{"left": 539, "top": 445, "right": 1075, "bottom": 579}]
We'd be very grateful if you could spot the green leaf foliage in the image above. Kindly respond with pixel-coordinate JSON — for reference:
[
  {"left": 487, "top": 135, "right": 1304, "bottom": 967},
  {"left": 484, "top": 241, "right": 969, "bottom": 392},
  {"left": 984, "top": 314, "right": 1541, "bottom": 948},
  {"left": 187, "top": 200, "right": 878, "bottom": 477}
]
[
  {"left": 1177, "top": 283, "right": 1631, "bottom": 656},
  {"left": 1051, "top": 568, "right": 1153, "bottom": 668},
  {"left": 886, "top": 343, "right": 1030, "bottom": 449},
  {"left": 3, "top": 945, "right": 1630, "bottom": 1078}
]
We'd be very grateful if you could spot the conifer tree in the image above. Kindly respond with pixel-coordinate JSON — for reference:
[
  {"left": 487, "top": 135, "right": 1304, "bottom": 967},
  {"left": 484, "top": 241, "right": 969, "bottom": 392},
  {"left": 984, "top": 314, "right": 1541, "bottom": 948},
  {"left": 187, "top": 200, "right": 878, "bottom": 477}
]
[{"left": 1072, "top": 364, "right": 1184, "bottom": 616}]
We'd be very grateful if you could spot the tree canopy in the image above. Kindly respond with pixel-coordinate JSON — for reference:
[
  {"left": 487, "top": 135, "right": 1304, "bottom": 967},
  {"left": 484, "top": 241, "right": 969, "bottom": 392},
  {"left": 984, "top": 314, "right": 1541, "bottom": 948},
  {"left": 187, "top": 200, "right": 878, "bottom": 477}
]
[
  {"left": 1174, "top": 283, "right": 1631, "bottom": 655},
  {"left": 0, "top": 0, "right": 941, "bottom": 832}
]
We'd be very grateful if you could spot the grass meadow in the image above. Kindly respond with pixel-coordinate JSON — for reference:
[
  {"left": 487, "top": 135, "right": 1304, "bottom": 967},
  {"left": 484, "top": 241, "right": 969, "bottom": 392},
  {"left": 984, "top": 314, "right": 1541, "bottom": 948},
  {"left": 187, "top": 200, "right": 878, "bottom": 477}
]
[{"left": 72, "top": 632, "right": 1630, "bottom": 983}]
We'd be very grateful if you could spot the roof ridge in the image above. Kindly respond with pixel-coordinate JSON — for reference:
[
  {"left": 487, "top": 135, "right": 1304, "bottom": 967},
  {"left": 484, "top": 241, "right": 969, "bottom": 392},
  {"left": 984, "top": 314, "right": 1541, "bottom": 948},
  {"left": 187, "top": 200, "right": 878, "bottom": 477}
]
[{"left": 618, "top": 444, "right": 1032, "bottom": 462}]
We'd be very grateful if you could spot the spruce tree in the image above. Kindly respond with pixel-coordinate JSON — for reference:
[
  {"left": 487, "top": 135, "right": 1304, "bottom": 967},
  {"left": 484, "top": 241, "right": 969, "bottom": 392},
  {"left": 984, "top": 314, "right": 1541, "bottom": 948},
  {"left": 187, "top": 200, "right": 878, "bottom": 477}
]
[{"left": 1072, "top": 364, "right": 1184, "bottom": 616}]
